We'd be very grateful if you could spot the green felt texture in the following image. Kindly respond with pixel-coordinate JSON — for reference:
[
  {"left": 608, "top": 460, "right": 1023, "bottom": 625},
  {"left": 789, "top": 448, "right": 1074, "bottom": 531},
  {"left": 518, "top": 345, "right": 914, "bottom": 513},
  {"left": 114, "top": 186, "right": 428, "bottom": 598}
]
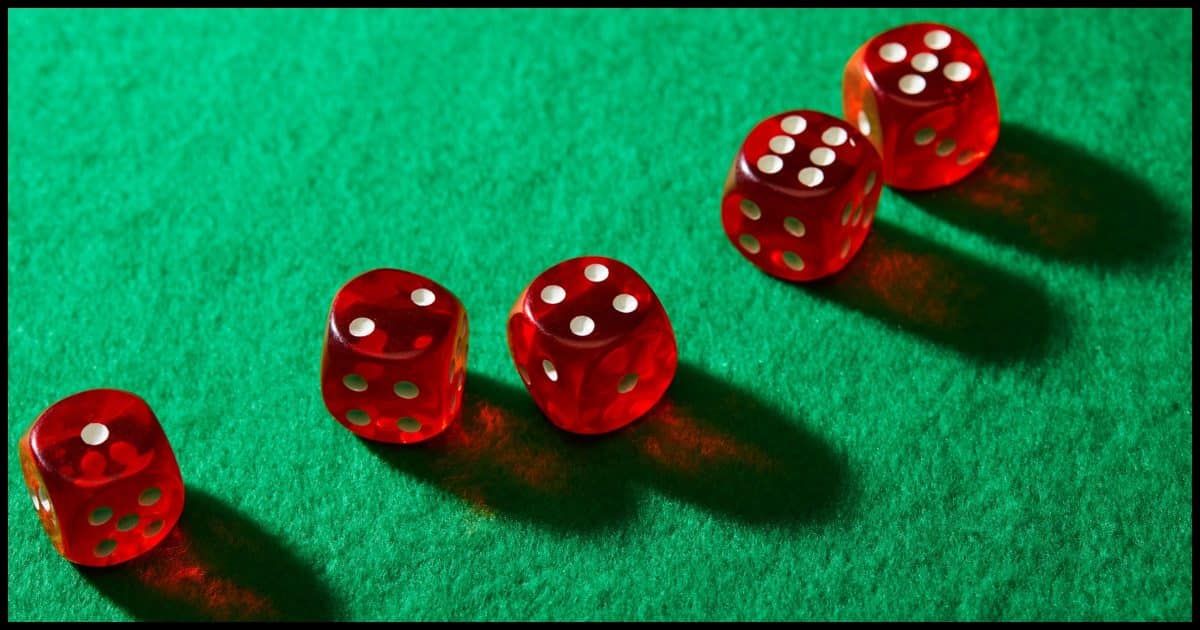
[{"left": 6, "top": 8, "right": 1193, "bottom": 621}]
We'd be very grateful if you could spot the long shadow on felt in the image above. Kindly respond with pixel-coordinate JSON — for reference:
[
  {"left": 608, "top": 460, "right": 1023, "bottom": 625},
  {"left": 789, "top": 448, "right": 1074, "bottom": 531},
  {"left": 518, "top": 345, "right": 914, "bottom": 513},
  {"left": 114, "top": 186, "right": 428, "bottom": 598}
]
[
  {"left": 79, "top": 488, "right": 338, "bottom": 621},
  {"left": 897, "top": 123, "right": 1181, "bottom": 269},
  {"left": 802, "top": 220, "right": 1060, "bottom": 364},
  {"left": 366, "top": 364, "right": 854, "bottom": 532}
]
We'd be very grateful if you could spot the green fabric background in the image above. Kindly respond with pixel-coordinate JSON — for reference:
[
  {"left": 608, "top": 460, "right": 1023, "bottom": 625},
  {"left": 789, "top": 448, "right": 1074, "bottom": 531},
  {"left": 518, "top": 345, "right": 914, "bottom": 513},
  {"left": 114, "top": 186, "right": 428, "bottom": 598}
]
[{"left": 6, "top": 8, "right": 1192, "bottom": 621}]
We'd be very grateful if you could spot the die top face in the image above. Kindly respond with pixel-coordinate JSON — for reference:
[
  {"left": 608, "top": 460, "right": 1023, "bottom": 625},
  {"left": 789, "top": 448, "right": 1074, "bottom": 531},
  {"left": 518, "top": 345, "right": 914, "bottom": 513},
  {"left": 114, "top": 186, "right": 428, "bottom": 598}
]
[
  {"left": 27, "top": 389, "right": 167, "bottom": 487},
  {"left": 738, "top": 110, "right": 872, "bottom": 198},
  {"left": 863, "top": 22, "right": 988, "bottom": 106},
  {"left": 328, "top": 268, "right": 460, "bottom": 361},
  {"left": 520, "top": 256, "right": 658, "bottom": 349}
]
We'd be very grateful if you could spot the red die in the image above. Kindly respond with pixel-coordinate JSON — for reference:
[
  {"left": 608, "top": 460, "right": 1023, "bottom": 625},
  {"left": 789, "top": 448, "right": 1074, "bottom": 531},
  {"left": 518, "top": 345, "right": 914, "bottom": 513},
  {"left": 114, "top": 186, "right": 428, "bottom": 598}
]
[
  {"left": 18, "top": 389, "right": 185, "bottom": 567},
  {"left": 721, "top": 109, "right": 883, "bottom": 282},
  {"left": 843, "top": 22, "right": 999, "bottom": 190},
  {"left": 320, "top": 269, "right": 468, "bottom": 444},
  {"left": 507, "top": 256, "right": 677, "bottom": 434}
]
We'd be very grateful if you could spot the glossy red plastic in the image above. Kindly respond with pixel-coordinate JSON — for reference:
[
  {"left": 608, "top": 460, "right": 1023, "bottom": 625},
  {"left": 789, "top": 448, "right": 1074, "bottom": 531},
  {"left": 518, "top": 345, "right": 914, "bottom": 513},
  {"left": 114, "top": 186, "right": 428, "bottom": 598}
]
[
  {"left": 18, "top": 389, "right": 184, "bottom": 566},
  {"left": 722, "top": 109, "right": 883, "bottom": 281},
  {"left": 320, "top": 269, "right": 468, "bottom": 444},
  {"left": 507, "top": 256, "right": 677, "bottom": 434},
  {"left": 843, "top": 22, "right": 1000, "bottom": 190}
]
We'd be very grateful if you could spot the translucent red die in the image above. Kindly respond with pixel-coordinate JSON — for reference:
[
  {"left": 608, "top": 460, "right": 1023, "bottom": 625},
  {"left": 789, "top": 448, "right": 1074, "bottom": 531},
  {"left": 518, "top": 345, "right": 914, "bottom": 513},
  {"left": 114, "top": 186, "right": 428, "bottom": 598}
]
[
  {"left": 721, "top": 109, "right": 883, "bottom": 282},
  {"left": 507, "top": 256, "right": 677, "bottom": 434},
  {"left": 18, "top": 389, "right": 185, "bottom": 567},
  {"left": 843, "top": 22, "right": 1000, "bottom": 190},
  {"left": 320, "top": 269, "right": 468, "bottom": 444}
]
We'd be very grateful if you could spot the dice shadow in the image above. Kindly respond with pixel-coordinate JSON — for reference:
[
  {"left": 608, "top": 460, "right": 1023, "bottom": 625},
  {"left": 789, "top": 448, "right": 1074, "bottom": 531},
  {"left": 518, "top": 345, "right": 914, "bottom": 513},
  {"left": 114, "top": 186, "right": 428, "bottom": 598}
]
[
  {"left": 628, "top": 362, "right": 854, "bottom": 524},
  {"left": 898, "top": 123, "right": 1182, "bottom": 268},
  {"left": 802, "top": 220, "right": 1060, "bottom": 364},
  {"left": 366, "top": 374, "right": 637, "bottom": 530},
  {"left": 365, "top": 364, "right": 854, "bottom": 532},
  {"left": 79, "top": 487, "right": 338, "bottom": 621}
]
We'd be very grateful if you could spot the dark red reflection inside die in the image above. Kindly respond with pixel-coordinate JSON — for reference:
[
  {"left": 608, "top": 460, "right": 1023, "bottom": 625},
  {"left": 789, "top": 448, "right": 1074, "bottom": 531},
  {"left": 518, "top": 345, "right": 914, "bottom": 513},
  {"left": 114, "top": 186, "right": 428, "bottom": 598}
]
[
  {"left": 18, "top": 389, "right": 185, "bottom": 567},
  {"left": 320, "top": 269, "right": 468, "bottom": 444},
  {"left": 721, "top": 109, "right": 883, "bottom": 282},
  {"left": 843, "top": 22, "right": 1000, "bottom": 190},
  {"left": 507, "top": 256, "right": 677, "bottom": 434}
]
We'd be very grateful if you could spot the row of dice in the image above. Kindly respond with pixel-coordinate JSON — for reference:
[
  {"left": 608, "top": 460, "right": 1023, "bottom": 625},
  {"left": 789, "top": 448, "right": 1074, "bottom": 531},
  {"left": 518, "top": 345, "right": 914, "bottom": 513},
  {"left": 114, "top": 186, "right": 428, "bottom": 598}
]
[
  {"left": 319, "top": 257, "right": 677, "bottom": 442},
  {"left": 18, "top": 20, "right": 997, "bottom": 569},
  {"left": 18, "top": 256, "right": 677, "bottom": 567},
  {"left": 723, "top": 22, "right": 998, "bottom": 279}
]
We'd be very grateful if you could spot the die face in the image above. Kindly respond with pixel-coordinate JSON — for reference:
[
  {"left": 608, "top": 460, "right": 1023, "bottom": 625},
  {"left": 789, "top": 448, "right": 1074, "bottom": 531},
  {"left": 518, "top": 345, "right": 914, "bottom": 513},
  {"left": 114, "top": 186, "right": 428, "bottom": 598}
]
[
  {"left": 520, "top": 257, "right": 657, "bottom": 348},
  {"left": 320, "top": 269, "right": 467, "bottom": 444},
  {"left": 27, "top": 389, "right": 166, "bottom": 486},
  {"left": 20, "top": 389, "right": 184, "bottom": 566},
  {"left": 60, "top": 469, "right": 183, "bottom": 567},
  {"left": 722, "top": 110, "right": 883, "bottom": 282},
  {"left": 327, "top": 268, "right": 457, "bottom": 361},
  {"left": 844, "top": 22, "right": 999, "bottom": 190},
  {"left": 575, "top": 319, "right": 677, "bottom": 434},
  {"left": 507, "top": 256, "right": 678, "bottom": 434}
]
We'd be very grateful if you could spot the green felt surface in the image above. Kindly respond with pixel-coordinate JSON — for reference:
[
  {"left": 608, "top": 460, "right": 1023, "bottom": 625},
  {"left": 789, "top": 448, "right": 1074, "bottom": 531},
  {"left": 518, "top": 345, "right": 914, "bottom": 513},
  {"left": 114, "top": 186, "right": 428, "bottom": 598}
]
[{"left": 6, "top": 8, "right": 1193, "bottom": 621}]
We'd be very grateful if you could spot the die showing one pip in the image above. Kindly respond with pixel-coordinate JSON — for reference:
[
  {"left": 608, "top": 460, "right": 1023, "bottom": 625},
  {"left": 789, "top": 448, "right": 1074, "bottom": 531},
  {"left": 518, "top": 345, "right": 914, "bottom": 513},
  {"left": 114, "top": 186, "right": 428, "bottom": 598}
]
[
  {"left": 507, "top": 256, "right": 677, "bottom": 434},
  {"left": 320, "top": 269, "right": 468, "bottom": 444},
  {"left": 843, "top": 22, "right": 999, "bottom": 190},
  {"left": 721, "top": 109, "right": 883, "bottom": 282},
  {"left": 18, "top": 389, "right": 185, "bottom": 567}
]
